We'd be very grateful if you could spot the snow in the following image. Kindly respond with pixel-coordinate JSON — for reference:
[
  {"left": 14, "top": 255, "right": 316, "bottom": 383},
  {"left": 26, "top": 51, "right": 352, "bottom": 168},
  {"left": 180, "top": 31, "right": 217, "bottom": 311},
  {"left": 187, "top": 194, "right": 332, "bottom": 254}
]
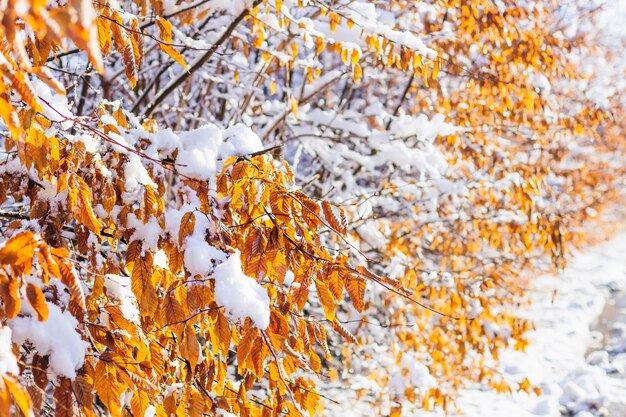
[
  {"left": 10, "top": 303, "right": 89, "bottom": 379},
  {"left": 184, "top": 235, "right": 228, "bottom": 276},
  {"left": 177, "top": 125, "right": 222, "bottom": 181},
  {"left": 213, "top": 251, "right": 271, "bottom": 330},
  {"left": 221, "top": 124, "right": 264, "bottom": 157},
  {"left": 175, "top": 123, "right": 263, "bottom": 181},
  {"left": 0, "top": 326, "right": 19, "bottom": 375},
  {"left": 104, "top": 274, "right": 141, "bottom": 323},
  {"left": 126, "top": 214, "right": 162, "bottom": 253},
  {"left": 31, "top": 79, "right": 72, "bottom": 126},
  {"left": 144, "top": 405, "right": 156, "bottom": 417},
  {"left": 124, "top": 154, "right": 157, "bottom": 196},
  {"left": 388, "top": 353, "right": 438, "bottom": 395}
]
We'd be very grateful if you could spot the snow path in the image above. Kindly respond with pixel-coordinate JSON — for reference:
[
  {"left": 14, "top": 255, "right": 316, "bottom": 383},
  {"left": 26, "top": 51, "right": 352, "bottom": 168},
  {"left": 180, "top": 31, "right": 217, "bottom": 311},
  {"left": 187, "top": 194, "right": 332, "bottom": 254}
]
[
  {"left": 324, "top": 232, "right": 626, "bottom": 417},
  {"left": 588, "top": 289, "right": 626, "bottom": 416},
  {"left": 440, "top": 233, "right": 626, "bottom": 417}
]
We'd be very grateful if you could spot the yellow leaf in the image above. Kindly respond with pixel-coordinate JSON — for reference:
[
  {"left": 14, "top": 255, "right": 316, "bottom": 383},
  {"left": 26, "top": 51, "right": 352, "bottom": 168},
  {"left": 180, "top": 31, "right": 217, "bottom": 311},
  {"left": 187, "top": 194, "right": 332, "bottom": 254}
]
[
  {"left": 327, "top": 268, "right": 344, "bottom": 300},
  {"left": 155, "top": 18, "right": 188, "bottom": 70},
  {"left": 432, "top": 56, "right": 441, "bottom": 80},
  {"left": 351, "top": 49, "right": 360, "bottom": 65},
  {"left": 97, "top": 15, "right": 112, "bottom": 55},
  {"left": 315, "top": 37, "right": 325, "bottom": 56},
  {"left": 290, "top": 96, "right": 298, "bottom": 121},
  {"left": 103, "top": 182, "right": 117, "bottom": 213},
  {"left": 33, "top": 66, "right": 66, "bottom": 95},
  {"left": 72, "top": 175, "right": 102, "bottom": 234},
  {"left": 329, "top": 13, "right": 339, "bottom": 33},
  {"left": 0, "top": 377, "right": 11, "bottom": 417},
  {"left": 133, "top": 253, "right": 159, "bottom": 318},
  {"left": 0, "top": 275, "right": 21, "bottom": 319},
  {"left": 353, "top": 63, "right": 362, "bottom": 85},
  {"left": 3, "top": 70, "right": 42, "bottom": 112},
  {"left": 329, "top": 319, "right": 358, "bottom": 344}
]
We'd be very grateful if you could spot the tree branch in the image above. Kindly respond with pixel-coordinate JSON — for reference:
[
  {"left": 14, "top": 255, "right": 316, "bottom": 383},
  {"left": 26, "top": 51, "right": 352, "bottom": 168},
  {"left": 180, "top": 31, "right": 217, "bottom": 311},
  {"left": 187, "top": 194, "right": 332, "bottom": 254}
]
[{"left": 144, "top": 0, "right": 262, "bottom": 116}]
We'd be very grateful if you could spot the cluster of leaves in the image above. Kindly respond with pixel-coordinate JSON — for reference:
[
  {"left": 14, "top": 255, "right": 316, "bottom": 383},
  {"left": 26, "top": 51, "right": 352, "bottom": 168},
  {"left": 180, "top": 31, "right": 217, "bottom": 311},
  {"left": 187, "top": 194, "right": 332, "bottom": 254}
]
[{"left": 0, "top": 0, "right": 624, "bottom": 416}]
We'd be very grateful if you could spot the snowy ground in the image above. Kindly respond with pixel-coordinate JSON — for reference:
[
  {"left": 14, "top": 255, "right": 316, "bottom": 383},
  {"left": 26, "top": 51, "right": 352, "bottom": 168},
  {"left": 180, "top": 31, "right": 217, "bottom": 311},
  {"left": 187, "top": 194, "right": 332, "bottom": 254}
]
[{"left": 324, "top": 232, "right": 626, "bottom": 417}]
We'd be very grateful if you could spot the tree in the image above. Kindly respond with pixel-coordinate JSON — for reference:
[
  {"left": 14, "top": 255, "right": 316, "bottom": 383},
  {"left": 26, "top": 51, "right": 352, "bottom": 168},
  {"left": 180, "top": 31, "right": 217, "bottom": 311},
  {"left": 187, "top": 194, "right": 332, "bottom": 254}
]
[{"left": 0, "top": 0, "right": 624, "bottom": 416}]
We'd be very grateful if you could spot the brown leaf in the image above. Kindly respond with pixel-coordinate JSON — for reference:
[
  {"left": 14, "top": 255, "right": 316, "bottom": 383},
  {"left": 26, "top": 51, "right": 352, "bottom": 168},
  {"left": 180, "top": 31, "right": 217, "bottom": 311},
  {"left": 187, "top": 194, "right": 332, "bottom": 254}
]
[
  {"left": 237, "top": 324, "right": 258, "bottom": 371},
  {"left": 110, "top": 12, "right": 137, "bottom": 88},
  {"left": 55, "top": 252, "right": 87, "bottom": 313},
  {"left": 54, "top": 377, "right": 75, "bottom": 417}
]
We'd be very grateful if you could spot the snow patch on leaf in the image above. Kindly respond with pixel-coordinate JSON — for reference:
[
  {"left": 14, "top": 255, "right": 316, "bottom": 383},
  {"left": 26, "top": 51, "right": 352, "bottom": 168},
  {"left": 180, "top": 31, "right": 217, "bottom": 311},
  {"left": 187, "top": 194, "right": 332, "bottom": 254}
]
[
  {"left": 213, "top": 251, "right": 270, "bottom": 330},
  {"left": 10, "top": 304, "right": 88, "bottom": 379}
]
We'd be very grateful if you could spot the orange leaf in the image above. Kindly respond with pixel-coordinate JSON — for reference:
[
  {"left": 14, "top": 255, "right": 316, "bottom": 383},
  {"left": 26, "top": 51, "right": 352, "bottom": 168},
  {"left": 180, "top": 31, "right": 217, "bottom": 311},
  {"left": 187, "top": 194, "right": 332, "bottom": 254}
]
[
  {"left": 178, "top": 211, "right": 196, "bottom": 246},
  {"left": 0, "top": 231, "right": 37, "bottom": 267},
  {"left": 130, "top": 391, "right": 149, "bottom": 417},
  {"left": 215, "top": 312, "right": 231, "bottom": 357},
  {"left": 181, "top": 323, "right": 200, "bottom": 370},
  {"left": 0, "top": 276, "right": 21, "bottom": 319},
  {"left": 315, "top": 279, "right": 335, "bottom": 321},
  {"left": 131, "top": 252, "right": 158, "bottom": 318},
  {"left": 0, "top": 377, "right": 10, "bottom": 417},
  {"left": 26, "top": 283, "right": 48, "bottom": 321},
  {"left": 346, "top": 275, "right": 366, "bottom": 312},
  {"left": 94, "top": 362, "right": 122, "bottom": 417},
  {"left": 2, "top": 375, "right": 33, "bottom": 417}
]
